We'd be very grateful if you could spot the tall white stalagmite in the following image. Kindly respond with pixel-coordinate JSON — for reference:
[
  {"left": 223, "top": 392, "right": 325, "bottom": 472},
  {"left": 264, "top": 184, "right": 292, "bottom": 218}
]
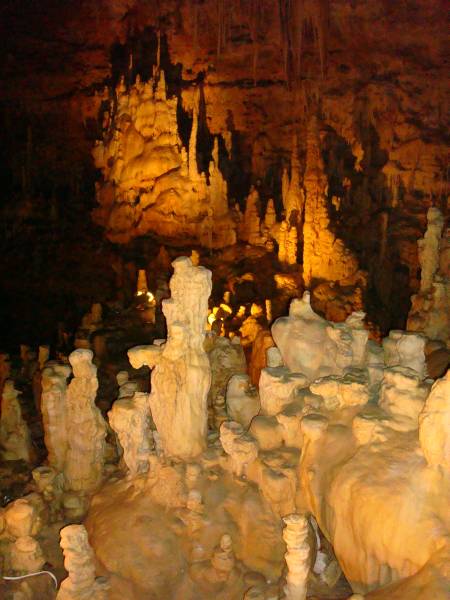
[{"left": 129, "top": 257, "right": 212, "bottom": 459}]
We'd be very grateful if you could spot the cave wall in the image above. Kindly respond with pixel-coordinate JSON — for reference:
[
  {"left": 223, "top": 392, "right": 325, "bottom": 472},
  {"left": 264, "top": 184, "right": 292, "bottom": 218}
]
[{"left": 0, "top": 0, "right": 448, "bottom": 345}]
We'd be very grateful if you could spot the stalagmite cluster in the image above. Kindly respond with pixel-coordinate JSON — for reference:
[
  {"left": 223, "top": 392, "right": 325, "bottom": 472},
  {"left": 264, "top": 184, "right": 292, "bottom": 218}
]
[
  {"left": 1, "top": 253, "right": 448, "bottom": 600},
  {"left": 92, "top": 68, "right": 235, "bottom": 247}
]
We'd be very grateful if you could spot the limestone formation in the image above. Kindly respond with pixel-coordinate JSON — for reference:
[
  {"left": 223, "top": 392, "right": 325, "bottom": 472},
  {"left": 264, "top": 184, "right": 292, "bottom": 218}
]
[
  {"left": 0, "top": 380, "right": 34, "bottom": 462},
  {"left": 136, "top": 268, "right": 149, "bottom": 295},
  {"left": 92, "top": 70, "right": 235, "bottom": 247},
  {"left": 408, "top": 208, "right": 449, "bottom": 344},
  {"left": 108, "top": 392, "right": 153, "bottom": 477},
  {"left": 0, "top": 352, "right": 11, "bottom": 396},
  {"left": 282, "top": 135, "right": 304, "bottom": 225},
  {"left": 259, "top": 367, "right": 307, "bottom": 416},
  {"left": 38, "top": 345, "right": 50, "bottom": 370},
  {"left": 379, "top": 367, "right": 430, "bottom": 430},
  {"left": 41, "top": 363, "right": 71, "bottom": 471},
  {"left": 419, "top": 370, "right": 450, "bottom": 469},
  {"left": 417, "top": 206, "right": 444, "bottom": 292},
  {"left": 241, "top": 186, "right": 264, "bottom": 245},
  {"left": 302, "top": 116, "right": 360, "bottom": 288},
  {"left": 310, "top": 370, "right": 370, "bottom": 412},
  {"left": 226, "top": 374, "right": 260, "bottom": 428},
  {"left": 272, "top": 293, "right": 369, "bottom": 382},
  {"left": 207, "top": 335, "right": 247, "bottom": 426},
  {"left": 57, "top": 524, "right": 109, "bottom": 600},
  {"left": 282, "top": 514, "right": 311, "bottom": 600},
  {"left": 3, "top": 496, "right": 44, "bottom": 574},
  {"left": 128, "top": 257, "right": 212, "bottom": 459},
  {"left": 382, "top": 330, "right": 428, "bottom": 378},
  {"left": 220, "top": 420, "right": 259, "bottom": 478},
  {"left": 64, "top": 350, "right": 107, "bottom": 494}
]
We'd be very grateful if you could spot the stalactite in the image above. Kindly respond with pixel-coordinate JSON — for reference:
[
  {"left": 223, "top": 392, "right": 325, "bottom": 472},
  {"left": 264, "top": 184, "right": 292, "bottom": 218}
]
[
  {"left": 278, "top": 0, "right": 329, "bottom": 87},
  {"left": 189, "top": 88, "right": 200, "bottom": 181}
]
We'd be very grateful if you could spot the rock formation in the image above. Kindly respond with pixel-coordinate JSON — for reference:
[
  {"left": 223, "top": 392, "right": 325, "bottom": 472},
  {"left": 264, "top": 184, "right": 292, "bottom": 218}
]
[
  {"left": 108, "top": 391, "right": 153, "bottom": 477},
  {"left": 408, "top": 207, "right": 449, "bottom": 345},
  {"left": 57, "top": 524, "right": 109, "bottom": 600},
  {"left": 3, "top": 496, "right": 45, "bottom": 574},
  {"left": 272, "top": 292, "right": 370, "bottom": 383},
  {"left": 41, "top": 363, "right": 71, "bottom": 471},
  {"left": 282, "top": 514, "right": 311, "bottom": 600},
  {"left": 128, "top": 257, "right": 212, "bottom": 459},
  {"left": 92, "top": 70, "right": 235, "bottom": 247},
  {"left": 302, "top": 116, "right": 361, "bottom": 289},
  {"left": 64, "top": 350, "right": 107, "bottom": 494},
  {"left": 0, "top": 380, "right": 34, "bottom": 462}
]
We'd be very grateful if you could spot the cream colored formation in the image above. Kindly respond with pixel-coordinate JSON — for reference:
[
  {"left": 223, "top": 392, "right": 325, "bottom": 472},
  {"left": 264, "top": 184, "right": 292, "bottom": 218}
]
[
  {"left": 1, "top": 250, "right": 449, "bottom": 599},
  {"left": 92, "top": 68, "right": 235, "bottom": 248},
  {"left": 92, "top": 70, "right": 367, "bottom": 310},
  {"left": 408, "top": 206, "right": 449, "bottom": 346}
]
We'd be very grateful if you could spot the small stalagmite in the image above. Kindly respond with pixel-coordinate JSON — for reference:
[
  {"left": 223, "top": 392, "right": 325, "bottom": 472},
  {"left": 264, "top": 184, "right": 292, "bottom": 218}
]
[
  {"left": 41, "top": 363, "right": 71, "bottom": 471},
  {"left": 57, "top": 524, "right": 109, "bottom": 600},
  {"left": 0, "top": 380, "right": 34, "bottom": 462},
  {"left": 282, "top": 514, "right": 311, "bottom": 600},
  {"left": 108, "top": 391, "right": 153, "bottom": 477}
]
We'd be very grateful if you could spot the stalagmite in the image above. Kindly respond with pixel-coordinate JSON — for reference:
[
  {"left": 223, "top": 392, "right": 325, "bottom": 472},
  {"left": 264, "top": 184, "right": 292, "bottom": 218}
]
[
  {"left": 208, "top": 137, "right": 229, "bottom": 219},
  {"left": 136, "top": 269, "right": 149, "bottom": 295},
  {"left": 272, "top": 293, "right": 369, "bottom": 382},
  {"left": 283, "top": 134, "right": 304, "bottom": 225},
  {"left": 41, "top": 363, "right": 71, "bottom": 471},
  {"left": 278, "top": 220, "right": 289, "bottom": 263},
  {"left": 128, "top": 257, "right": 212, "bottom": 459},
  {"left": 108, "top": 391, "right": 153, "bottom": 477},
  {"left": 226, "top": 374, "right": 260, "bottom": 428},
  {"left": 264, "top": 199, "right": 276, "bottom": 230},
  {"left": 302, "top": 116, "right": 360, "bottom": 288},
  {"left": 57, "top": 524, "right": 109, "bottom": 600},
  {"left": 38, "top": 345, "right": 50, "bottom": 370},
  {"left": 382, "top": 330, "right": 427, "bottom": 379},
  {"left": 64, "top": 349, "right": 107, "bottom": 494},
  {"left": 419, "top": 370, "right": 450, "bottom": 469},
  {"left": 286, "top": 225, "right": 298, "bottom": 265},
  {"left": 417, "top": 206, "right": 444, "bottom": 292},
  {"left": 242, "top": 186, "right": 263, "bottom": 245},
  {"left": 408, "top": 207, "right": 449, "bottom": 344},
  {"left": 282, "top": 514, "right": 310, "bottom": 600},
  {"left": 220, "top": 420, "right": 258, "bottom": 478},
  {"left": 3, "top": 496, "right": 45, "bottom": 574},
  {"left": 0, "top": 380, "right": 34, "bottom": 462}
]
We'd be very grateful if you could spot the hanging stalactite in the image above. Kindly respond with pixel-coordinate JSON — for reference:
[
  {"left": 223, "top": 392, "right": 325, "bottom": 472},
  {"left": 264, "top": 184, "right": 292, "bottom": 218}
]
[{"left": 278, "top": 0, "right": 329, "bottom": 87}]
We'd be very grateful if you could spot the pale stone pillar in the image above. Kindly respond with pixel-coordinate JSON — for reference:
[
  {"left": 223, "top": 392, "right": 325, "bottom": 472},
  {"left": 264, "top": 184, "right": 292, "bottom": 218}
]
[
  {"left": 41, "top": 364, "right": 71, "bottom": 471},
  {"left": 128, "top": 257, "right": 212, "bottom": 459},
  {"left": 64, "top": 350, "right": 107, "bottom": 494},
  {"left": 282, "top": 514, "right": 310, "bottom": 600},
  {"left": 57, "top": 524, "right": 109, "bottom": 600}
]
